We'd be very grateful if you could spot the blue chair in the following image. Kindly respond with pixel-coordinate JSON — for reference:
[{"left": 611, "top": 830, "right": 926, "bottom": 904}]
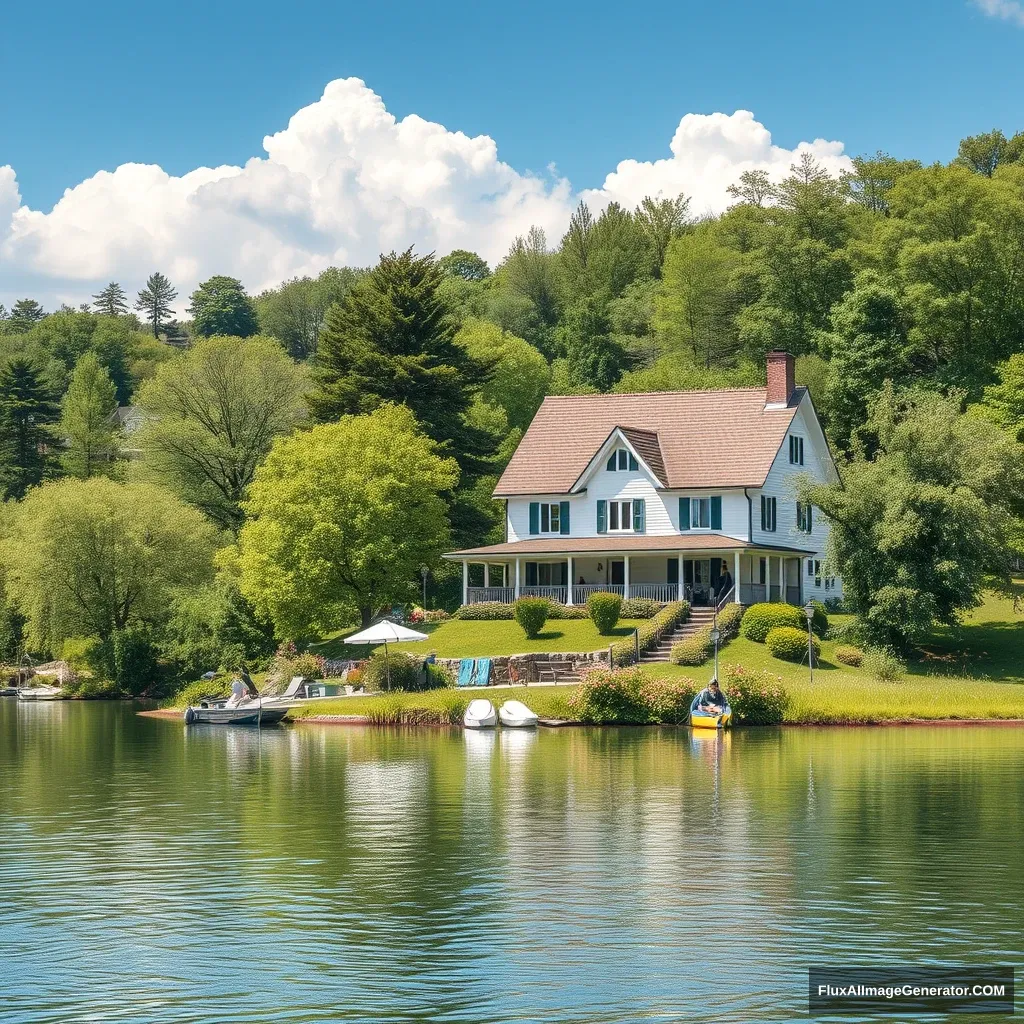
[
  {"left": 473, "top": 658, "right": 492, "bottom": 686},
  {"left": 457, "top": 659, "right": 476, "bottom": 687}
]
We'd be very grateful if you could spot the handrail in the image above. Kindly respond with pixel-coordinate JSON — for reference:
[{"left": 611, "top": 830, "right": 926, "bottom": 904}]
[{"left": 715, "top": 584, "right": 735, "bottom": 611}]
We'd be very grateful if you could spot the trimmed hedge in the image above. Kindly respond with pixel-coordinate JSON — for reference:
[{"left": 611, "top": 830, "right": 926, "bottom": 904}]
[
  {"left": 455, "top": 600, "right": 589, "bottom": 621},
  {"left": 720, "top": 665, "right": 789, "bottom": 725},
  {"left": 834, "top": 644, "right": 864, "bottom": 667},
  {"left": 670, "top": 603, "right": 744, "bottom": 667},
  {"left": 611, "top": 601, "right": 689, "bottom": 666},
  {"left": 588, "top": 592, "right": 622, "bottom": 634},
  {"left": 364, "top": 651, "right": 423, "bottom": 691},
  {"left": 514, "top": 597, "right": 549, "bottom": 639},
  {"left": 620, "top": 598, "right": 660, "bottom": 619},
  {"left": 765, "top": 626, "right": 819, "bottom": 663},
  {"left": 739, "top": 602, "right": 805, "bottom": 642}
]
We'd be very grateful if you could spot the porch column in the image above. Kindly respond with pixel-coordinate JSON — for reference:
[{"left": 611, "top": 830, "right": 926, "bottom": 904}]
[
  {"left": 514, "top": 558, "right": 521, "bottom": 599},
  {"left": 462, "top": 560, "right": 469, "bottom": 605},
  {"left": 567, "top": 556, "right": 574, "bottom": 604},
  {"left": 734, "top": 551, "right": 741, "bottom": 602},
  {"left": 677, "top": 553, "right": 684, "bottom": 602},
  {"left": 624, "top": 554, "right": 631, "bottom": 599},
  {"left": 779, "top": 556, "right": 784, "bottom": 602},
  {"left": 484, "top": 563, "right": 490, "bottom": 588},
  {"left": 766, "top": 554, "right": 772, "bottom": 602}
]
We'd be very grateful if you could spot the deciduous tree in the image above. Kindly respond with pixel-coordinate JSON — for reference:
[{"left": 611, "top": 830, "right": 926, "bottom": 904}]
[
  {"left": 59, "top": 352, "right": 119, "bottom": 478},
  {"left": 189, "top": 275, "right": 259, "bottom": 338}
]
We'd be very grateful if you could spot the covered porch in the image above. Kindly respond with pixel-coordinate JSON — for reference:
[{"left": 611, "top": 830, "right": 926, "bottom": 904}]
[{"left": 446, "top": 537, "right": 810, "bottom": 608}]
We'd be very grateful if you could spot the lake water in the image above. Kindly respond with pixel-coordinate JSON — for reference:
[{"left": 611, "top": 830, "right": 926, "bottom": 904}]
[{"left": 0, "top": 701, "right": 1021, "bottom": 1023}]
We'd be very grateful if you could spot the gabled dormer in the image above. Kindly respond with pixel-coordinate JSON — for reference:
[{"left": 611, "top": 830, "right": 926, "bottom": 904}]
[{"left": 569, "top": 425, "right": 668, "bottom": 494}]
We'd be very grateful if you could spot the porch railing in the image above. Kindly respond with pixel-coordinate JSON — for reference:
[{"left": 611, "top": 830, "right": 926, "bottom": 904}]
[
  {"left": 573, "top": 584, "right": 624, "bottom": 603},
  {"left": 629, "top": 583, "right": 679, "bottom": 604},
  {"left": 466, "top": 587, "right": 515, "bottom": 605},
  {"left": 520, "top": 585, "right": 567, "bottom": 603},
  {"left": 736, "top": 583, "right": 801, "bottom": 606}
]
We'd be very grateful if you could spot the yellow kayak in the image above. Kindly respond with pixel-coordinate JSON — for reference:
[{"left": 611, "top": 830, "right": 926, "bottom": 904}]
[{"left": 690, "top": 706, "right": 732, "bottom": 729}]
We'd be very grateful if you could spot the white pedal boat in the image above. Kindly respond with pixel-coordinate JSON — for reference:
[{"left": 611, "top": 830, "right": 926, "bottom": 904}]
[
  {"left": 498, "top": 700, "right": 538, "bottom": 728},
  {"left": 464, "top": 698, "right": 497, "bottom": 728},
  {"left": 17, "top": 685, "right": 64, "bottom": 701}
]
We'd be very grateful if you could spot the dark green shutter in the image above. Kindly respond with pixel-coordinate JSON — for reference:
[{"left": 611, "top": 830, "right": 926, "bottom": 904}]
[
  {"left": 628, "top": 453, "right": 638, "bottom": 471},
  {"left": 606, "top": 454, "right": 616, "bottom": 471},
  {"left": 596, "top": 499, "right": 607, "bottom": 534},
  {"left": 633, "top": 498, "right": 646, "bottom": 533},
  {"left": 710, "top": 496, "right": 722, "bottom": 530},
  {"left": 679, "top": 497, "right": 690, "bottom": 530},
  {"left": 559, "top": 500, "right": 570, "bottom": 535},
  {"left": 760, "top": 496, "right": 766, "bottom": 531},
  {"left": 807, "top": 504, "right": 812, "bottom": 532},
  {"left": 529, "top": 502, "right": 539, "bottom": 535}
]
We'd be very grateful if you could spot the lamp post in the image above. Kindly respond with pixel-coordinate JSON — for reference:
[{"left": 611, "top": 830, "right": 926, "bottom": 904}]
[
  {"left": 710, "top": 626, "right": 721, "bottom": 684},
  {"left": 420, "top": 565, "right": 429, "bottom": 608},
  {"left": 803, "top": 601, "right": 816, "bottom": 685}
]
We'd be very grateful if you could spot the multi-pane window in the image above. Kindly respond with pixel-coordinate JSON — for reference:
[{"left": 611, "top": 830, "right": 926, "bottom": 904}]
[
  {"left": 539, "top": 503, "right": 561, "bottom": 534},
  {"left": 789, "top": 435, "right": 804, "bottom": 465},
  {"left": 609, "top": 500, "right": 633, "bottom": 532},
  {"left": 607, "top": 448, "right": 639, "bottom": 472},
  {"left": 690, "top": 497, "right": 711, "bottom": 529},
  {"left": 760, "top": 495, "right": 777, "bottom": 532},
  {"left": 807, "top": 559, "right": 835, "bottom": 589},
  {"left": 796, "top": 501, "right": 813, "bottom": 533}
]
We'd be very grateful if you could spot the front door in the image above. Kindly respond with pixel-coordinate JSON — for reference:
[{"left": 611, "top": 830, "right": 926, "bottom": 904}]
[{"left": 611, "top": 560, "right": 625, "bottom": 586}]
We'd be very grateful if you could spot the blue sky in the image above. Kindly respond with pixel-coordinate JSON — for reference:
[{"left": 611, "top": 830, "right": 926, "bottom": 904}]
[{"left": 1, "top": 0, "right": 1023, "bottom": 306}]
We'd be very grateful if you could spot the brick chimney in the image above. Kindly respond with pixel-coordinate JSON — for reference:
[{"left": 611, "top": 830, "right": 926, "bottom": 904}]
[{"left": 766, "top": 350, "right": 795, "bottom": 407}]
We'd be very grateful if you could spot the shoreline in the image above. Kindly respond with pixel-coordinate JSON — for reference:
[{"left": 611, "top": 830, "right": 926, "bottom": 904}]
[{"left": 139, "top": 708, "right": 1024, "bottom": 728}]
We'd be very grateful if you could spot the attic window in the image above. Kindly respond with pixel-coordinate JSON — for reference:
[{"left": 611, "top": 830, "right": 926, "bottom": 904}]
[{"left": 606, "top": 448, "right": 639, "bottom": 472}]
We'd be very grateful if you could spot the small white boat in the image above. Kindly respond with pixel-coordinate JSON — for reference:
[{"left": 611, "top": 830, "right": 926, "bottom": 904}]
[
  {"left": 17, "top": 685, "right": 64, "bottom": 701},
  {"left": 498, "top": 700, "right": 538, "bottom": 728},
  {"left": 464, "top": 698, "right": 497, "bottom": 729},
  {"left": 183, "top": 697, "right": 290, "bottom": 726}
]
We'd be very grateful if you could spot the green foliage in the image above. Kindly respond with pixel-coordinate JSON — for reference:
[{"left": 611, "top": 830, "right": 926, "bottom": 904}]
[
  {"left": 188, "top": 275, "right": 258, "bottom": 338},
  {"left": 59, "top": 351, "right": 118, "bottom": 478},
  {"left": 739, "top": 603, "right": 805, "bottom": 642},
  {"left": 670, "top": 628, "right": 712, "bottom": 666},
  {"left": 619, "top": 598, "right": 660, "bottom": 619},
  {"left": 568, "top": 666, "right": 699, "bottom": 724},
  {"left": 454, "top": 602, "right": 514, "bottom": 620},
  {"left": 862, "top": 647, "right": 906, "bottom": 682},
  {"left": 1, "top": 477, "right": 216, "bottom": 652},
  {"left": 362, "top": 651, "right": 431, "bottom": 692},
  {"left": 0, "top": 357, "right": 59, "bottom": 499},
  {"left": 587, "top": 592, "right": 622, "bottom": 634},
  {"left": 61, "top": 636, "right": 99, "bottom": 671},
  {"left": 514, "top": 597, "right": 549, "bottom": 639},
  {"left": 834, "top": 645, "right": 864, "bottom": 667},
  {"left": 92, "top": 282, "right": 130, "bottom": 317},
  {"left": 611, "top": 601, "right": 689, "bottom": 665},
  {"left": 135, "top": 335, "right": 307, "bottom": 531},
  {"left": 237, "top": 404, "right": 459, "bottom": 637},
  {"left": 167, "top": 676, "right": 233, "bottom": 710},
  {"left": 255, "top": 267, "right": 362, "bottom": 360},
  {"left": 135, "top": 272, "right": 178, "bottom": 337},
  {"left": 439, "top": 250, "right": 490, "bottom": 281},
  {"left": 765, "top": 626, "right": 819, "bottom": 663},
  {"left": 717, "top": 602, "right": 745, "bottom": 638},
  {"left": 7, "top": 299, "right": 46, "bottom": 333},
  {"left": 556, "top": 296, "right": 625, "bottom": 391},
  {"left": 720, "top": 665, "right": 789, "bottom": 725},
  {"left": 808, "top": 600, "right": 829, "bottom": 636}
]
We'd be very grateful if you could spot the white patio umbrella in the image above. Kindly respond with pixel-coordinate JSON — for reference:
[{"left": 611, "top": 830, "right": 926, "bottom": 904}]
[{"left": 345, "top": 620, "right": 429, "bottom": 690}]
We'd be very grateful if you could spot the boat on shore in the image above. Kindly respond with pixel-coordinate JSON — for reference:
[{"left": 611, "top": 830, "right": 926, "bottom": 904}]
[
  {"left": 498, "top": 700, "right": 538, "bottom": 728},
  {"left": 18, "top": 684, "right": 64, "bottom": 701},
  {"left": 464, "top": 699, "right": 497, "bottom": 728},
  {"left": 183, "top": 698, "right": 290, "bottom": 726}
]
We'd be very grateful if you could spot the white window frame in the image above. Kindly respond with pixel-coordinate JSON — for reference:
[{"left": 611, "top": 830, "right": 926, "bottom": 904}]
[
  {"left": 789, "top": 435, "right": 804, "bottom": 465},
  {"left": 538, "top": 502, "right": 561, "bottom": 535},
  {"left": 608, "top": 499, "right": 633, "bottom": 533},
  {"left": 690, "top": 497, "right": 711, "bottom": 530}
]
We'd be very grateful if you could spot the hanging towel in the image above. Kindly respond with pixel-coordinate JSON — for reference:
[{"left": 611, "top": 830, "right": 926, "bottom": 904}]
[
  {"left": 457, "top": 659, "right": 476, "bottom": 687},
  {"left": 473, "top": 658, "right": 492, "bottom": 686}
]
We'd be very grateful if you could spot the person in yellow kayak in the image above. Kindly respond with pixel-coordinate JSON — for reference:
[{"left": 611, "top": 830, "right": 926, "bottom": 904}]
[{"left": 694, "top": 679, "right": 727, "bottom": 714}]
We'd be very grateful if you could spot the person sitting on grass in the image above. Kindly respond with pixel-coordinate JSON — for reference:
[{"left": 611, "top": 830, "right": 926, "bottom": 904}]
[{"left": 694, "top": 679, "right": 727, "bottom": 713}]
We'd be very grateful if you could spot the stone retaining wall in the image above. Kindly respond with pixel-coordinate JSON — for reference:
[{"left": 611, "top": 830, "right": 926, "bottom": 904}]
[{"left": 436, "top": 649, "right": 609, "bottom": 685}]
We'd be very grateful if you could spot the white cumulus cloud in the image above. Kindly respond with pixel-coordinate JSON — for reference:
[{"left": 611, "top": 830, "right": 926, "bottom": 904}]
[
  {"left": 973, "top": 0, "right": 1024, "bottom": 26},
  {"left": 0, "top": 79, "right": 853, "bottom": 309}
]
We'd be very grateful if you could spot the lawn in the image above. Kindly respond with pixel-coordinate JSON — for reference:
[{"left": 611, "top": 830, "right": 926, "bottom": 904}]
[{"left": 310, "top": 618, "right": 646, "bottom": 659}]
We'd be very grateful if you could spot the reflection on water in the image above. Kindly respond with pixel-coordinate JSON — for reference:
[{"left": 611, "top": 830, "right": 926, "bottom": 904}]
[{"left": 0, "top": 701, "right": 1022, "bottom": 1023}]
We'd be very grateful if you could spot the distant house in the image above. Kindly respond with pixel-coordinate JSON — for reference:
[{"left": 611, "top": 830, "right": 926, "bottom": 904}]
[{"left": 446, "top": 351, "right": 841, "bottom": 608}]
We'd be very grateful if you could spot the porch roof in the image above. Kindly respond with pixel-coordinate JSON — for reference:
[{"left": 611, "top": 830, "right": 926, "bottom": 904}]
[{"left": 445, "top": 535, "right": 816, "bottom": 559}]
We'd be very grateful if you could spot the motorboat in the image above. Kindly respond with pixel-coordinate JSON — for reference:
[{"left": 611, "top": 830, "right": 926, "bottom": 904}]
[
  {"left": 464, "top": 698, "right": 497, "bottom": 729},
  {"left": 17, "top": 684, "right": 64, "bottom": 701},
  {"left": 498, "top": 700, "right": 538, "bottom": 728},
  {"left": 183, "top": 697, "right": 290, "bottom": 726},
  {"left": 690, "top": 696, "right": 733, "bottom": 729}
]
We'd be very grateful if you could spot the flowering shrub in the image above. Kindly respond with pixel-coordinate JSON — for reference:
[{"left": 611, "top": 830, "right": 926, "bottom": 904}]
[
  {"left": 739, "top": 603, "right": 805, "bottom": 642},
  {"left": 588, "top": 592, "right": 622, "bottom": 634},
  {"left": 641, "top": 676, "right": 699, "bottom": 724},
  {"left": 834, "top": 644, "right": 864, "bottom": 667},
  {"left": 290, "top": 652, "right": 326, "bottom": 679},
  {"left": 455, "top": 602, "right": 514, "bottom": 620},
  {"left": 363, "top": 651, "right": 423, "bottom": 691},
  {"left": 422, "top": 609, "right": 451, "bottom": 623},
  {"left": 720, "top": 665, "right": 789, "bottom": 725},
  {"left": 568, "top": 666, "right": 699, "bottom": 724},
  {"left": 514, "top": 597, "right": 549, "bottom": 639},
  {"left": 765, "top": 626, "right": 819, "bottom": 663}
]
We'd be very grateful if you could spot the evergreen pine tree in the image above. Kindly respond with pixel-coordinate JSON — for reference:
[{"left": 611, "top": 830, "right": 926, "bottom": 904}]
[
  {"left": 135, "top": 272, "right": 178, "bottom": 337},
  {"left": 59, "top": 352, "right": 119, "bottom": 478},
  {"left": 0, "top": 357, "right": 60, "bottom": 499},
  {"left": 8, "top": 299, "right": 46, "bottom": 333},
  {"left": 92, "top": 282, "right": 130, "bottom": 317}
]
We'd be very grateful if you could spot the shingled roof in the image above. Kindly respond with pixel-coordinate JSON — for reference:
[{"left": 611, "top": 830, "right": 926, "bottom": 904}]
[{"left": 494, "top": 386, "right": 806, "bottom": 496}]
